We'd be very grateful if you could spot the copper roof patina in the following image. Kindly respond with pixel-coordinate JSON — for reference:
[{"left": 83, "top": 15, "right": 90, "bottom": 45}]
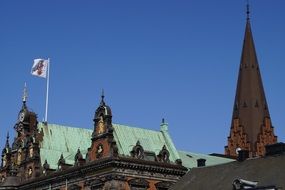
[{"left": 38, "top": 122, "right": 233, "bottom": 170}]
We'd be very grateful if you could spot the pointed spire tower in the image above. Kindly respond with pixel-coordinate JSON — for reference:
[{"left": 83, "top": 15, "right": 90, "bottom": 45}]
[{"left": 225, "top": 4, "right": 277, "bottom": 157}]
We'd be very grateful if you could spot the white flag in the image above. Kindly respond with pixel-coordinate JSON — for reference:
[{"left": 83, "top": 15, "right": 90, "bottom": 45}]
[{"left": 31, "top": 59, "right": 48, "bottom": 78}]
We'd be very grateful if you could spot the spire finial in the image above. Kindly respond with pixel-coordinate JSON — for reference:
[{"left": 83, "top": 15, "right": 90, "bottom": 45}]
[
  {"left": 101, "top": 89, "right": 105, "bottom": 101},
  {"left": 22, "top": 82, "right": 28, "bottom": 103},
  {"left": 5, "top": 132, "right": 10, "bottom": 148},
  {"left": 246, "top": 0, "right": 250, "bottom": 20},
  {"left": 100, "top": 89, "right": 105, "bottom": 105}
]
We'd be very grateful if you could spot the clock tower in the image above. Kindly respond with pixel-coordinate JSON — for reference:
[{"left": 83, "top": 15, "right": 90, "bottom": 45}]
[
  {"left": 1, "top": 84, "right": 41, "bottom": 180},
  {"left": 87, "top": 92, "right": 118, "bottom": 161}
]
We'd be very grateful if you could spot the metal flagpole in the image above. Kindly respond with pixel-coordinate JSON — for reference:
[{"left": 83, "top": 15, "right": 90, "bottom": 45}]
[{"left": 45, "top": 58, "right": 50, "bottom": 122}]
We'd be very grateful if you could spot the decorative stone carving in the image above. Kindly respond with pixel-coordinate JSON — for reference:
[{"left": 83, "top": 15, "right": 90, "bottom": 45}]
[
  {"left": 96, "top": 144, "right": 104, "bottom": 158},
  {"left": 103, "top": 180, "right": 126, "bottom": 190},
  {"left": 155, "top": 181, "right": 173, "bottom": 189},
  {"left": 68, "top": 184, "right": 81, "bottom": 190},
  {"left": 128, "top": 178, "right": 149, "bottom": 189}
]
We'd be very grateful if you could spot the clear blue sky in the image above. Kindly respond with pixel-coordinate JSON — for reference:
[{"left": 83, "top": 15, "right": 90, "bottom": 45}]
[{"left": 0, "top": 0, "right": 284, "bottom": 154}]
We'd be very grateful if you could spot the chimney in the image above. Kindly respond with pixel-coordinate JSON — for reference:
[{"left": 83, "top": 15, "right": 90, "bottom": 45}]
[
  {"left": 265, "top": 142, "right": 285, "bottom": 156},
  {"left": 197, "top": 158, "right": 206, "bottom": 167},
  {"left": 237, "top": 150, "right": 249, "bottom": 162}
]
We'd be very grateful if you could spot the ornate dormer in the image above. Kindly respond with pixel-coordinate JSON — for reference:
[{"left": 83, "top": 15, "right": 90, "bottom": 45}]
[
  {"left": 74, "top": 148, "right": 85, "bottom": 166},
  {"left": 157, "top": 145, "right": 170, "bottom": 163},
  {"left": 57, "top": 154, "right": 65, "bottom": 171},
  {"left": 88, "top": 92, "right": 118, "bottom": 161},
  {"left": 130, "top": 141, "right": 145, "bottom": 159}
]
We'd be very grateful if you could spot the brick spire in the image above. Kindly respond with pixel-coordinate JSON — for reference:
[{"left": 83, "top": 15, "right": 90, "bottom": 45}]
[{"left": 225, "top": 7, "right": 277, "bottom": 157}]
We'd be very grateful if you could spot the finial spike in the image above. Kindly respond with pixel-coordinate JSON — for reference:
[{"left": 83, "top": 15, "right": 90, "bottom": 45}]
[
  {"left": 5, "top": 131, "right": 10, "bottom": 147},
  {"left": 101, "top": 89, "right": 105, "bottom": 100},
  {"left": 100, "top": 89, "right": 105, "bottom": 106},
  {"left": 22, "top": 82, "right": 28, "bottom": 103},
  {"left": 246, "top": 0, "right": 250, "bottom": 20}
]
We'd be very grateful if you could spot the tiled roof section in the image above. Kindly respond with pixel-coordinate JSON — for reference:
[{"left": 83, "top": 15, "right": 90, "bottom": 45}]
[
  {"left": 170, "top": 154, "right": 285, "bottom": 190},
  {"left": 178, "top": 151, "right": 233, "bottom": 170}
]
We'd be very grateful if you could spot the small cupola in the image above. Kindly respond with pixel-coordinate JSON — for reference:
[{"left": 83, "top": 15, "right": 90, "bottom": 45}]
[
  {"left": 93, "top": 90, "right": 113, "bottom": 138},
  {"left": 94, "top": 90, "right": 112, "bottom": 119}
]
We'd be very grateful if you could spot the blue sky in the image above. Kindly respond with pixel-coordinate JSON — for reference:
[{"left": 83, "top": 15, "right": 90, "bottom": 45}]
[{"left": 0, "top": 0, "right": 284, "bottom": 154}]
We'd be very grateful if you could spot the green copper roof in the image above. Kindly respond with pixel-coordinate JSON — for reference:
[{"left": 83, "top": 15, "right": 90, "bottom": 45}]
[
  {"left": 37, "top": 122, "right": 232, "bottom": 170},
  {"left": 178, "top": 150, "right": 233, "bottom": 170},
  {"left": 38, "top": 123, "right": 92, "bottom": 169},
  {"left": 113, "top": 123, "right": 180, "bottom": 162}
]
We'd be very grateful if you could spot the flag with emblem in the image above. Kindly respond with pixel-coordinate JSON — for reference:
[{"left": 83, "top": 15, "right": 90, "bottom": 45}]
[{"left": 31, "top": 59, "right": 49, "bottom": 78}]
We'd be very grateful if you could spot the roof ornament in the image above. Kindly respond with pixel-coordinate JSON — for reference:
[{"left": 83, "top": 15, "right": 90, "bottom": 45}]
[
  {"left": 5, "top": 132, "right": 10, "bottom": 148},
  {"left": 43, "top": 159, "right": 50, "bottom": 170},
  {"left": 246, "top": 0, "right": 250, "bottom": 20},
  {"left": 100, "top": 89, "right": 105, "bottom": 106},
  {"left": 22, "top": 82, "right": 28, "bottom": 104},
  {"left": 160, "top": 118, "right": 168, "bottom": 132}
]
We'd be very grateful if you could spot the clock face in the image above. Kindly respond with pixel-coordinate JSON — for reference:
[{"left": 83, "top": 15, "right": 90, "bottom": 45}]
[{"left": 19, "top": 112, "right": 25, "bottom": 122}]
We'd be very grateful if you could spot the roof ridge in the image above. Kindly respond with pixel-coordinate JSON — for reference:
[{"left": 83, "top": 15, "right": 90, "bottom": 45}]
[
  {"left": 38, "top": 122, "right": 93, "bottom": 131},
  {"left": 113, "top": 123, "right": 161, "bottom": 133}
]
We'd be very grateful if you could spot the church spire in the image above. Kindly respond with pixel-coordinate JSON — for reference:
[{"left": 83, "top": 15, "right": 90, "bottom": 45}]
[{"left": 225, "top": 5, "right": 277, "bottom": 157}]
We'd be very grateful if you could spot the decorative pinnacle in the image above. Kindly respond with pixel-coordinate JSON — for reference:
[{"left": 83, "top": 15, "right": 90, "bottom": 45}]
[
  {"left": 5, "top": 132, "right": 10, "bottom": 148},
  {"left": 246, "top": 0, "right": 250, "bottom": 20},
  {"left": 100, "top": 89, "right": 105, "bottom": 105},
  {"left": 22, "top": 82, "right": 28, "bottom": 103}
]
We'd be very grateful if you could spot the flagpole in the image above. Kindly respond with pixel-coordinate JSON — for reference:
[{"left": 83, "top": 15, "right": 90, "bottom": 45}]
[{"left": 45, "top": 58, "right": 50, "bottom": 122}]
